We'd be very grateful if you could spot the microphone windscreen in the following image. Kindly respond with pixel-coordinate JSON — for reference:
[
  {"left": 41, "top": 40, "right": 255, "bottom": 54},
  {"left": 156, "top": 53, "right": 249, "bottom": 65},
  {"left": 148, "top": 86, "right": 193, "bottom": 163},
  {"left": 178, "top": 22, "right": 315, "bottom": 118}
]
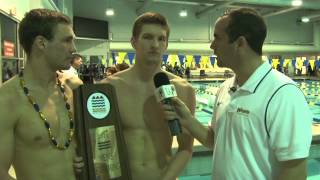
[{"left": 154, "top": 72, "right": 170, "bottom": 88}]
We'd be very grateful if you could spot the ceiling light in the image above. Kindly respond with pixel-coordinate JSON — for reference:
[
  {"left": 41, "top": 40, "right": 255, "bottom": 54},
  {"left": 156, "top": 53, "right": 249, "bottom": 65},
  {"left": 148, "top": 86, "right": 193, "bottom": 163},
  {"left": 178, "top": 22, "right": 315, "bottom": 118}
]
[
  {"left": 179, "top": 10, "right": 187, "bottom": 17},
  {"left": 291, "top": 0, "right": 302, "bottom": 7},
  {"left": 301, "top": 17, "right": 310, "bottom": 23},
  {"left": 106, "top": 8, "right": 114, "bottom": 16}
]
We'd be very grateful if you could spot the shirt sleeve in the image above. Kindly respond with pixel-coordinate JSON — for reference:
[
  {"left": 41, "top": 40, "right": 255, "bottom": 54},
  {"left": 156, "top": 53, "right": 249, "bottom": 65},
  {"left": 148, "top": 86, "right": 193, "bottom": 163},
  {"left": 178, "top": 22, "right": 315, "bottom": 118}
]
[{"left": 267, "top": 84, "right": 313, "bottom": 161}]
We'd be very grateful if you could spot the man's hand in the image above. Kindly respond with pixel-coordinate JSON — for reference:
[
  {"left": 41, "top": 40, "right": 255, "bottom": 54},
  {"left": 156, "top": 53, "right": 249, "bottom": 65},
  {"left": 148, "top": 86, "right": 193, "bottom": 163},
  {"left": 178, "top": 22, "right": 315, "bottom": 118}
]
[
  {"left": 56, "top": 70, "right": 83, "bottom": 90},
  {"left": 73, "top": 156, "right": 84, "bottom": 174},
  {"left": 161, "top": 97, "right": 194, "bottom": 128}
]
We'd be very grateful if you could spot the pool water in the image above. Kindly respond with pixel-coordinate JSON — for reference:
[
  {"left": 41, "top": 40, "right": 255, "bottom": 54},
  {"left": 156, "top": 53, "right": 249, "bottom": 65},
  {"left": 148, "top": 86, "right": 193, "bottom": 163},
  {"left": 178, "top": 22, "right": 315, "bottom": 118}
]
[
  {"left": 191, "top": 79, "right": 320, "bottom": 125},
  {"left": 296, "top": 80, "right": 320, "bottom": 122}
]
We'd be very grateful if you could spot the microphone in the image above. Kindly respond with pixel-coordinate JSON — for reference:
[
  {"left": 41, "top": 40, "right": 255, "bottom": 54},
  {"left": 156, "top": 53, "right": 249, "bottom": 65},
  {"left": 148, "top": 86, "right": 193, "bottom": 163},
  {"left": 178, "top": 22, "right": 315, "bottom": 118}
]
[{"left": 153, "top": 72, "right": 182, "bottom": 136}]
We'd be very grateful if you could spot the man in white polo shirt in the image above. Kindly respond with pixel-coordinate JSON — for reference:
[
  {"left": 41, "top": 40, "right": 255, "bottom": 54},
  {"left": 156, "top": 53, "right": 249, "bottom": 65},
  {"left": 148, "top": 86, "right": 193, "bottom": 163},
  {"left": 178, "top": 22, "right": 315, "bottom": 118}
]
[
  {"left": 161, "top": 8, "right": 312, "bottom": 180},
  {"left": 63, "top": 53, "right": 83, "bottom": 76},
  {"left": 59, "top": 53, "right": 83, "bottom": 89}
]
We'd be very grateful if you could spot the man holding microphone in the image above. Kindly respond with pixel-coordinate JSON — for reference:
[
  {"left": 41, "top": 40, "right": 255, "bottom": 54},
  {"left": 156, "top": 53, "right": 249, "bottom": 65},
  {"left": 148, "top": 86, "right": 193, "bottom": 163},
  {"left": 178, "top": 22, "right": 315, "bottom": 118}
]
[{"left": 161, "top": 7, "right": 312, "bottom": 180}]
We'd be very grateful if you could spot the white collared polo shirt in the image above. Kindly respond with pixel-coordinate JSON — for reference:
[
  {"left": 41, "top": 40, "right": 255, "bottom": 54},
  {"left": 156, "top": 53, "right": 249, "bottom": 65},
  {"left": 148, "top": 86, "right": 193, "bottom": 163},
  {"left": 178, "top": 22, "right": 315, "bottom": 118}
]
[{"left": 211, "top": 61, "right": 312, "bottom": 180}]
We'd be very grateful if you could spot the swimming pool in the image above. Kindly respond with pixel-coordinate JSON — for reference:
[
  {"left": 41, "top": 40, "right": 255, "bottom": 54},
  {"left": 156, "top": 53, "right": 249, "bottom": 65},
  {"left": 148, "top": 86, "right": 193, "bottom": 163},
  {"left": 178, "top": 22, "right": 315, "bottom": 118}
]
[{"left": 190, "top": 79, "right": 320, "bottom": 125}]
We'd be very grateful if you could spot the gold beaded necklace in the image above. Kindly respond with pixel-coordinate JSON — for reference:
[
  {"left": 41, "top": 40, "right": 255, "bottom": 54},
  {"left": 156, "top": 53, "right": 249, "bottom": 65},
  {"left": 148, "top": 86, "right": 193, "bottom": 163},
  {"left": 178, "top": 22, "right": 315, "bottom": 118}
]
[{"left": 19, "top": 71, "right": 74, "bottom": 150}]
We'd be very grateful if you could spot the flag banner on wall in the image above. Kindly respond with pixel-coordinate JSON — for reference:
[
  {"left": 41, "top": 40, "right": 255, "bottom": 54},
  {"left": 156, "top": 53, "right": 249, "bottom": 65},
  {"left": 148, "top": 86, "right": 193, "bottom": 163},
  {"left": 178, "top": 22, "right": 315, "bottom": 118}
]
[
  {"left": 168, "top": 54, "right": 179, "bottom": 66},
  {"left": 127, "top": 52, "right": 135, "bottom": 65},
  {"left": 178, "top": 55, "right": 185, "bottom": 65},
  {"left": 316, "top": 60, "right": 320, "bottom": 69},
  {"left": 118, "top": 52, "right": 127, "bottom": 64},
  {"left": 111, "top": 52, "right": 117, "bottom": 65},
  {"left": 292, "top": 59, "right": 296, "bottom": 68},
  {"left": 210, "top": 56, "right": 216, "bottom": 66},
  {"left": 162, "top": 54, "right": 169, "bottom": 64},
  {"left": 185, "top": 55, "right": 193, "bottom": 68},
  {"left": 296, "top": 58, "right": 304, "bottom": 70},
  {"left": 309, "top": 60, "right": 315, "bottom": 71},
  {"left": 271, "top": 59, "right": 279, "bottom": 69},
  {"left": 283, "top": 59, "right": 291, "bottom": 68},
  {"left": 124, "top": 59, "right": 130, "bottom": 65},
  {"left": 194, "top": 55, "right": 201, "bottom": 65},
  {"left": 200, "top": 56, "right": 209, "bottom": 68},
  {"left": 101, "top": 55, "right": 107, "bottom": 65},
  {"left": 108, "top": 57, "right": 113, "bottom": 67},
  {"left": 279, "top": 58, "right": 284, "bottom": 67}
]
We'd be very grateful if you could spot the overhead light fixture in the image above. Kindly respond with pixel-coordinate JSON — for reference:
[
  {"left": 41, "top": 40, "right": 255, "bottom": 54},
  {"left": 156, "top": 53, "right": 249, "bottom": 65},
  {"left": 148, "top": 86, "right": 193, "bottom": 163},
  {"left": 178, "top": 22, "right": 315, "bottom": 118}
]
[
  {"left": 291, "top": 0, "right": 302, "bottom": 7},
  {"left": 105, "top": 8, "right": 114, "bottom": 16},
  {"left": 179, "top": 9, "right": 187, "bottom": 17},
  {"left": 301, "top": 17, "right": 310, "bottom": 23}
]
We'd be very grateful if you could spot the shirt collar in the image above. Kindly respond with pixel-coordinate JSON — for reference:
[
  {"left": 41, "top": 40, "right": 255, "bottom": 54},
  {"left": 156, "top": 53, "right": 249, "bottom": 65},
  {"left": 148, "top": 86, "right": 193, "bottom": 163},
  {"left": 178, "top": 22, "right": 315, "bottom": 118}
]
[
  {"left": 237, "top": 61, "right": 272, "bottom": 93},
  {"left": 70, "top": 66, "right": 78, "bottom": 74}
]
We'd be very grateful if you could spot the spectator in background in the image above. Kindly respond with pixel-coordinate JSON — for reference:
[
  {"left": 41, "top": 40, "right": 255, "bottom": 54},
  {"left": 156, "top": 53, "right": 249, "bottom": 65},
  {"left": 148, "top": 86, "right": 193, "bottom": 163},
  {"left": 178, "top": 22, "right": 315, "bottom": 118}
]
[
  {"left": 105, "top": 66, "right": 118, "bottom": 77},
  {"left": 63, "top": 53, "right": 83, "bottom": 76},
  {"left": 165, "top": 64, "right": 174, "bottom": 73},
  {"left": 2, "top": 62, "right": 14, "bottom": 82},
  {"left": 307, "top": 63, "right": 315, "bottom": 76},
  {"left": 60, "top": 53, "right": 83, "bottom": 89},
  {"left": 185, "top": 67, "right": 191, "bottom": 79},
  {"left": 173, "top": 62, "right": 183, "bottom": 77},
  {"left": 115, "top": 62, "right": 130, "bottom": 72}
]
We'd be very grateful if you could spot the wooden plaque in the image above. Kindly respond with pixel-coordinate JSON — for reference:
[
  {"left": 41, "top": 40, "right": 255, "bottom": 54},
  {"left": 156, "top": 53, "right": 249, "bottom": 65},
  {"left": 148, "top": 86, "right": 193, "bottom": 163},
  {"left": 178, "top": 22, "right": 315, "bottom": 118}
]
[{"left": 73, "top": 84, "right": 131, "bottom": 180}]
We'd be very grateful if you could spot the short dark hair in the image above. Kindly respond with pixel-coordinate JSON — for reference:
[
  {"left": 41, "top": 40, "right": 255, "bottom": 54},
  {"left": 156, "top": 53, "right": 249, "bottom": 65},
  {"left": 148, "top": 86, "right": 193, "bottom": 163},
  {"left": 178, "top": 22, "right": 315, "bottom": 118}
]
[
  {"left": 224, "top": 8, "right": 266, "bottom": 55},
  {"left": 71, "top": 53, "right": 82, "bottom": 64},
  {"left": 116, "top": 62, "right": 129, "bottom": 71},
  {"left": 132, "top": 12, "right": 170, "bottom": 39},
  {"left": 106, "top": 66, "right": 118, "bottom": 75},
  {"left": 19, "top": 8, "right": 71, "bottom": 56}
]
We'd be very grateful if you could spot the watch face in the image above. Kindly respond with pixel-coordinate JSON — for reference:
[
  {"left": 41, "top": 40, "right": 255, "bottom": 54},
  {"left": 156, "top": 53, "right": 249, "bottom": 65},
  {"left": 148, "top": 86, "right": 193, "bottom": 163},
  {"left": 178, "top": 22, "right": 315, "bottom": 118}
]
[{"left": 87, "top": 92, "right": 111, "bottom": 119}]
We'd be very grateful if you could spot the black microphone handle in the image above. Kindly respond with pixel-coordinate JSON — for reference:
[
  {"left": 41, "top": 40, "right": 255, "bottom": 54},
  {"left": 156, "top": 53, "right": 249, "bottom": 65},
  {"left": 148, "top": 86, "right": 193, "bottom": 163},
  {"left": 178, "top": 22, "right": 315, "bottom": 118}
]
[{"left": 163, "top": 99, "right": 182, "bottom": 136}]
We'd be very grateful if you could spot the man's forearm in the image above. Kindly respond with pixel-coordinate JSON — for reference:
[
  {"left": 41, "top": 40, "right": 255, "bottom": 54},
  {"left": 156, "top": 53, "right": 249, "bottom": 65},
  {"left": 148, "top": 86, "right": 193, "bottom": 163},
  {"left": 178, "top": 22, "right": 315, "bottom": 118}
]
[
  {"left": 162, "top": 149, "right": 192, "bottom": 180},
  {"left": 276, "top": 159, "right": 307, "bottom": 180},
  {"left": 185, "top": 117, "right": 214, "bottom": 149},
  {"left": 277, "top": 169, "right": 307, "bottom": 180}
]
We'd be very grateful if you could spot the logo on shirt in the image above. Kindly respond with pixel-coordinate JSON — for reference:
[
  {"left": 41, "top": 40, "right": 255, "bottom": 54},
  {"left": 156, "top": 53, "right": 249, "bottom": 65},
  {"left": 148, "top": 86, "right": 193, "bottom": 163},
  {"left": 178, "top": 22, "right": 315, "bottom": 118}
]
[{"left": 236, "top": 107, "right": 250, "bottom": 115}]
